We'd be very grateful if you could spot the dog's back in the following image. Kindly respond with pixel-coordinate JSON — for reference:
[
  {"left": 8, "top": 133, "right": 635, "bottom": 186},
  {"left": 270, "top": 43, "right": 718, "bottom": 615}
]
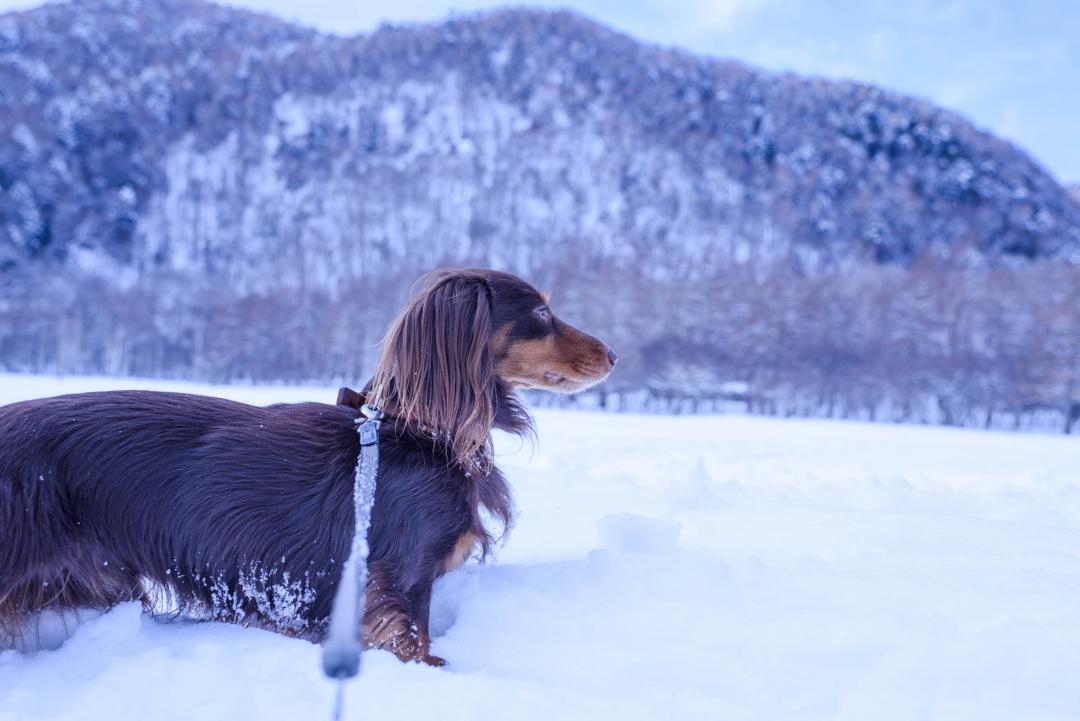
[{"left": 0, "top": 391, "right": 362, "bottom": 643}]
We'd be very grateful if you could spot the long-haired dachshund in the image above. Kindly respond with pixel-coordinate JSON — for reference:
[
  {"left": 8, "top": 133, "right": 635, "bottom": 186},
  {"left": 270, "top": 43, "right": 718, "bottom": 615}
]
[{"left": 0, "top": 269, "right": 616, "bottom": 664}]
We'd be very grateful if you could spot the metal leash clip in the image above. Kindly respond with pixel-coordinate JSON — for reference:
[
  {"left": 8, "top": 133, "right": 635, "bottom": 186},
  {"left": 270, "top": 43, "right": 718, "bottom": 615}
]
[{"left": 358, "top": 404, "right": 384, "bottom": 446}]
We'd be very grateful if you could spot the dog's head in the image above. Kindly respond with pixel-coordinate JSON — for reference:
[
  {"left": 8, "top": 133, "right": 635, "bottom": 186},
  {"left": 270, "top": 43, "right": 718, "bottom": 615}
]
[
  {"left": 486, "top": 271, "right": 617, "bottom": 394},
  {"left": 371, "top": 268, "right": 616, "bottom": 466}
]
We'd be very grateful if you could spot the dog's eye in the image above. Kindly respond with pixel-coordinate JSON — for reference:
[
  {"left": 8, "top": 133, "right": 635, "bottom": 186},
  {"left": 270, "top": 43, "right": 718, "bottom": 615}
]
[{"left": 533, "top": 306, "right": 551, "bottom": 322}]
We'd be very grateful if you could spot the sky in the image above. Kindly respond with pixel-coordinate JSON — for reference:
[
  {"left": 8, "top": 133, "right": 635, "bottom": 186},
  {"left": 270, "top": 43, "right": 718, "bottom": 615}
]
[{"left": 2, "top": 0, "right": 1077, "bottom": 182}]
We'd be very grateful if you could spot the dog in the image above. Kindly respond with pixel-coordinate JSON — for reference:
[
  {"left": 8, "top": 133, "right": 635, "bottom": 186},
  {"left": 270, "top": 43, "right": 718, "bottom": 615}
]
[{"left": 0, "top": 268, "right": 616, "bottom": 664}]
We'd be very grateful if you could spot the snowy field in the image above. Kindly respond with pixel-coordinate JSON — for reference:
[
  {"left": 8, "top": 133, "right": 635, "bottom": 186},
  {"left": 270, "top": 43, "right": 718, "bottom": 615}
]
[{"left": 1, "top": 373, "right": 1079, "bottom": 721}]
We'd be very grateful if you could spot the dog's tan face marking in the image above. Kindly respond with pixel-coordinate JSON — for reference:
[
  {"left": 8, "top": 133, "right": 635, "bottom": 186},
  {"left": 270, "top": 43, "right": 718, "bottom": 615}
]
[
  {"left": 493, "top": 314, "right": 615, "bottom": 394},
  {"left": 484, "top": 273, "right": 616, "bottom": 394}
]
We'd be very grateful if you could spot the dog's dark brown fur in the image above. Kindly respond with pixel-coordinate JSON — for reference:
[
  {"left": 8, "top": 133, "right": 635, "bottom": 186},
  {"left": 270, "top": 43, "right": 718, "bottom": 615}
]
[{"left": 0, "top": 269, "right": 615, "bottom": 665}]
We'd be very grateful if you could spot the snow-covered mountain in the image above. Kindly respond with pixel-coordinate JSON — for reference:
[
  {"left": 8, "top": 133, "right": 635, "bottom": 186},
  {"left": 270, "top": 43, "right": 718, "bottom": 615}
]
[
  {"left": 2, "top": 0, "right": 1078, "bottom": 283},
  {"left": 1, "top": 0, "right": 1079, "bottom": 429}
]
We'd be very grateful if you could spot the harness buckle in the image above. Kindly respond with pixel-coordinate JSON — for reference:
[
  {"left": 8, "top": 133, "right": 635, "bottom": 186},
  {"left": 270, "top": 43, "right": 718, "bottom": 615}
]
[
  {"left": 358, "top": 404, "right": 383, "bottom": 446},
  {"left": 360, "top": 404, "right": 384, "bottom": 422}
]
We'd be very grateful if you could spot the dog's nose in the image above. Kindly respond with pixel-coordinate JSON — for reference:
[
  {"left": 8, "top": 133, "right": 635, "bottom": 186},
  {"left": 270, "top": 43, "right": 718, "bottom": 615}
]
[{"left": 606, "top": 348, "right": 619, "bottom": 366}]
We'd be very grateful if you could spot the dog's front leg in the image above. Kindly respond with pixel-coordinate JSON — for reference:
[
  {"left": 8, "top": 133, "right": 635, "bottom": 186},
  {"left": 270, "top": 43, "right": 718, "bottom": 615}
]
[{"left": 362, "top": 567, "right": 443, "bottom": 666}]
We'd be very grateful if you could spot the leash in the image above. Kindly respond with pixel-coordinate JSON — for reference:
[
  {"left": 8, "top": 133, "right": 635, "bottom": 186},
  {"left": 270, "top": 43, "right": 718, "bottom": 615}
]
[{"left": 322, "top": 402, "right": 384, "bottom": 721}]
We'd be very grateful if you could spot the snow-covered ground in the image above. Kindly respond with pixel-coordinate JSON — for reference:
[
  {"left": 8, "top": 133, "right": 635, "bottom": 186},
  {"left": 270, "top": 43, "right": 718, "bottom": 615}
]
[{"left": 1, "top": 374, "right": 1078, "bottom": 721}]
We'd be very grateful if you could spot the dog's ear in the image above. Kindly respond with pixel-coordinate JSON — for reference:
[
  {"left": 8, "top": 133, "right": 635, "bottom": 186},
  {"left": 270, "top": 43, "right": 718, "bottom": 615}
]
[{"left": 372, "top": 271, "right": 496, "bottom": 468}]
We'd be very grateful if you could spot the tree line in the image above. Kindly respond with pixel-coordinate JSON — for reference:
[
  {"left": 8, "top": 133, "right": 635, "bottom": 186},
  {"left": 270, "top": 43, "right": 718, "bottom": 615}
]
[{"left": 2, "top": 258, "right": 1078, "bottom": 433}]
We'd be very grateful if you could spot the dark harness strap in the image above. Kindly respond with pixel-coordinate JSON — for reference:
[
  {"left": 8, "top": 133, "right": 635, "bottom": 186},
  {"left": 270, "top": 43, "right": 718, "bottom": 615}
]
[{"left": 336, "top": 386, "right": 366, "bottom": 410}]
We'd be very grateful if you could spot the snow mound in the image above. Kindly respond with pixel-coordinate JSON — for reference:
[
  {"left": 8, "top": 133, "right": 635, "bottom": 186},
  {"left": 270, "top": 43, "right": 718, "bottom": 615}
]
[{"left": 597, "top": 513, "right": 681, "bottom": 553}]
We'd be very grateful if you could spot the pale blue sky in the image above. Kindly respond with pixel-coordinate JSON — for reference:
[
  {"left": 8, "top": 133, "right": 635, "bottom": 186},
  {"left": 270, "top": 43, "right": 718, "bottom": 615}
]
[{"left": 3, "top": 0, "right": 1077, "bottom": 182}]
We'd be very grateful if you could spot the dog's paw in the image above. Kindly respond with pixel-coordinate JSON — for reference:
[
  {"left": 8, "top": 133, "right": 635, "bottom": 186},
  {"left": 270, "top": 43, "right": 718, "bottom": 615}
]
[{"left": 420, "top": 653, "right": 447, "bottom": 667}]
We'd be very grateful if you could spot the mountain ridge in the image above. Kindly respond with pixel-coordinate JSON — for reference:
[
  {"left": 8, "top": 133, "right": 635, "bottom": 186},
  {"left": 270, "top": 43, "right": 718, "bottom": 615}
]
[{"left": 2, "top": 0, "right": 1078, "bottom": 288}]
